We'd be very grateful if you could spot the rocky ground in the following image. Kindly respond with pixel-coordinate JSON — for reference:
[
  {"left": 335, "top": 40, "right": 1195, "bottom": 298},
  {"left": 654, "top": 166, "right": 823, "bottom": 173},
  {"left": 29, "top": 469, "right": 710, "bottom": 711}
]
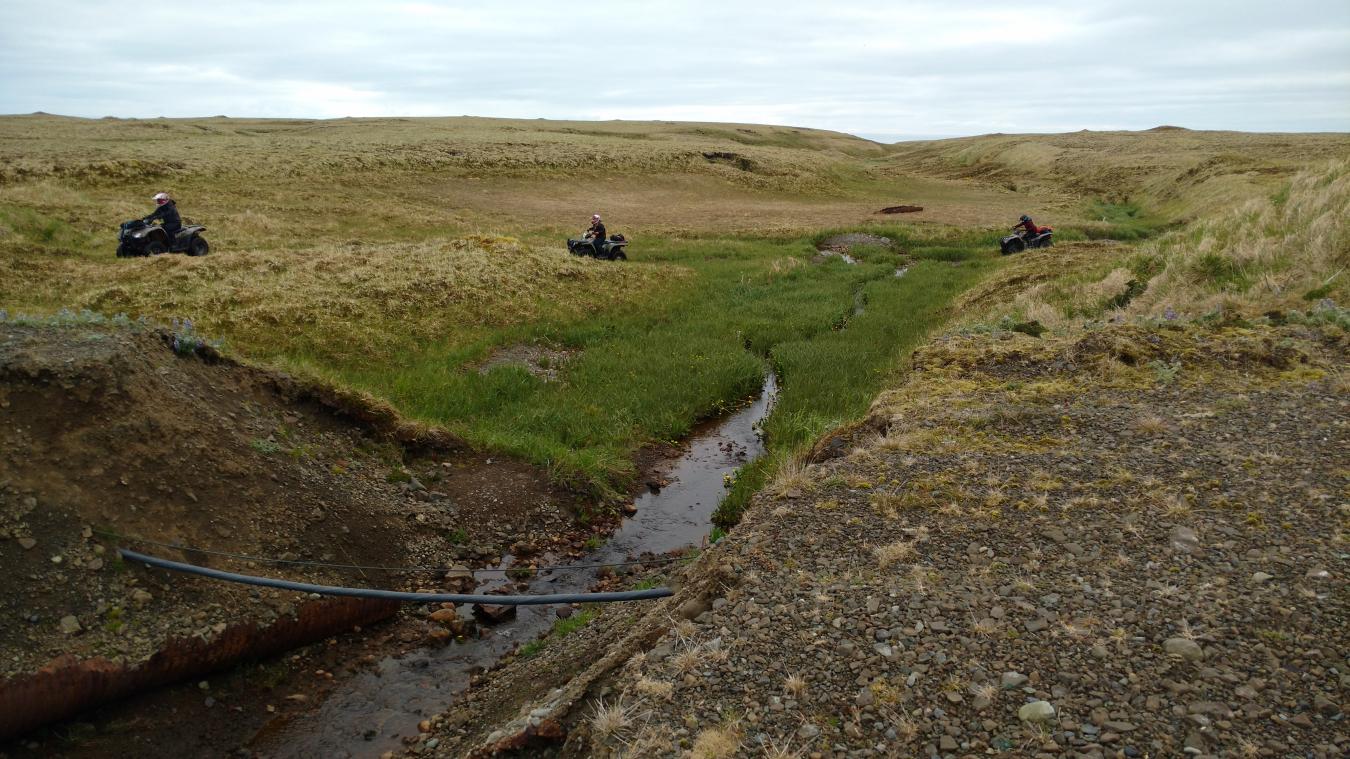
[{"left": 416, "top": 317, "right": 1350, "bottom": 759}]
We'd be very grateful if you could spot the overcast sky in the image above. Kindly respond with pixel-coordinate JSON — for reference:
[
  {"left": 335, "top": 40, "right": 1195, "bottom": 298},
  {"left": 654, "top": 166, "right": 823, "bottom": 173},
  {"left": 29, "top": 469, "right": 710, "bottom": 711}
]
[{"left": 1, "top": 1, "right": 1346, "bottom": 140}]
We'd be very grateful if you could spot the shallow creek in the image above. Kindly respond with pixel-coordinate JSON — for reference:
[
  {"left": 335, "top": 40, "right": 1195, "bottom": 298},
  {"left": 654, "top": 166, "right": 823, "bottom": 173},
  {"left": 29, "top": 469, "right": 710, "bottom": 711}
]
[{"left": 249, "top": 375, "right": 777, "bottom": 758}]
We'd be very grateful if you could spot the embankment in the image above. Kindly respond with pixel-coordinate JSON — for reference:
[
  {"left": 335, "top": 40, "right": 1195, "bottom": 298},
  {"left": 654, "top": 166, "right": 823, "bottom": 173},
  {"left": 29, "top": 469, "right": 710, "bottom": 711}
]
[{"left": 0, "top": 320, "right": 601, "bottom": 744}]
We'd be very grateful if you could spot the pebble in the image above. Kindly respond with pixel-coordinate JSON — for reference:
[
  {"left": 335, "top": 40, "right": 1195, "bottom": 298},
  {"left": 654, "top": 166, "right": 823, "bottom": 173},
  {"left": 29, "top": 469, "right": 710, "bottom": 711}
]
[
  {"left": 1250, "top": 571, "right": 1274, "bottom": 583},
  {"left": 1170, "top": 526, "right": 1202, "bottom": 554},
  {"left": 1019, "top": 701, "right": 1056, "bottom": 722},
  {"left": 1162, "top": 638, "right": 1205, "bottom": 661},
  {"left": 59, "top": 616, "right": 81, "bottom": 634}
]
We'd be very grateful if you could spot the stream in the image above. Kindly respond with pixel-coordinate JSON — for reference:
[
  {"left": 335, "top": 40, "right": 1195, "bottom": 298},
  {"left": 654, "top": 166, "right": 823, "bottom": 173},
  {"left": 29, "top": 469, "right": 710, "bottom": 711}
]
[{"left": 249, "top": 374, "right": 778, "bottom": 758}]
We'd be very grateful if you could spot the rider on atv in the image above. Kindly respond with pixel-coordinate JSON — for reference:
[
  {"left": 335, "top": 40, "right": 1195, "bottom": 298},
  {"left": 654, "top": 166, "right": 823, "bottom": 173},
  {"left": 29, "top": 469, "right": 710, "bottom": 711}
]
[
  {"left": 585, "top": 215, "right": 607, "bottom": 254},
  {"left": 1012, "top": 214, "right": 1042, "bottom": 239},
  {"left": 143, "top": 193, "right": 183, "bottom": 238}
]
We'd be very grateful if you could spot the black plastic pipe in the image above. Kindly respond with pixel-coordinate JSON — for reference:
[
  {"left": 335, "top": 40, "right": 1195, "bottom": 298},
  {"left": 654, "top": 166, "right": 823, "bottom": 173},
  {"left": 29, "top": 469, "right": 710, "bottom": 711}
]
[{"left": 118, "top": 549, "right": 673, "bottom": 605}]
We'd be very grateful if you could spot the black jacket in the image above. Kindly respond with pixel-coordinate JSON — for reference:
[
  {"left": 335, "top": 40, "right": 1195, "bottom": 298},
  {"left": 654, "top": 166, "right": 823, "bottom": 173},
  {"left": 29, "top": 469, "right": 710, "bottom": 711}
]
[
  {"left": 589, "top": 221, "right": 606, "bottom": 242},
  {"left": 144, "top": 200, "right": 182, "bottom": 234}
]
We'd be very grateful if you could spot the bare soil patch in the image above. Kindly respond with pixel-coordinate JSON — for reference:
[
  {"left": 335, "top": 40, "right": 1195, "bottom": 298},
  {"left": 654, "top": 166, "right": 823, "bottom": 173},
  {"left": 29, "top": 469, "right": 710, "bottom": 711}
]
[
  {"left": 476, "top": 343, "right": 579, "bottom": 383},
  {"left": 817, "top": 233, "right": 894, "bottom": 253}
]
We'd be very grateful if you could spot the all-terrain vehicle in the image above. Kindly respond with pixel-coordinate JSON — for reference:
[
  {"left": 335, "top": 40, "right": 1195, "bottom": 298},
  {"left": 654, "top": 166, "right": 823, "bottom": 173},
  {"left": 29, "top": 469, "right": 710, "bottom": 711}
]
[
  {"left": 116, "top": 219, "right": 210, "bottom": 258},
  {"left": 568, "top": 234, "right": 628, "bottom": 261},
  {"left": 999, "top": 227, "right": 1053, "bottom": 256}
]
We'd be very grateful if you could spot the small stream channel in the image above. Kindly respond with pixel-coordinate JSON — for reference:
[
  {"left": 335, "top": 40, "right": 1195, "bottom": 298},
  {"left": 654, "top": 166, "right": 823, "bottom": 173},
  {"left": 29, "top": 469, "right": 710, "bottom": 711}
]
[{"left": 249, "top": 375, "right": 778, "bottom": 759}]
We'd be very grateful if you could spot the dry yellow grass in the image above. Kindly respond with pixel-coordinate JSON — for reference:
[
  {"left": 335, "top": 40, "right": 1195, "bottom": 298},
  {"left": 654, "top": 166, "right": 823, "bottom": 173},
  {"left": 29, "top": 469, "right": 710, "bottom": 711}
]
[
  {"left": 689, "top": 726, "right": 740, "bottom": 759},
  {"left": 947, "top": 160, "right": 1350, "bottom": 329},
  {"left": 0, "top": 234, "right": 685, "bottom": 363},
  {"left": 883, "top": 127, "right": 1350, "bottom": 223},
  {"left": 0, "top": 113, "right": 1020, "bottom": 245},
  {"left": 875, "top": 539, "right": 917, "bottom": 569},
  {"left": 1123, "top": 160, "right": 1350, "bottom": 318}
]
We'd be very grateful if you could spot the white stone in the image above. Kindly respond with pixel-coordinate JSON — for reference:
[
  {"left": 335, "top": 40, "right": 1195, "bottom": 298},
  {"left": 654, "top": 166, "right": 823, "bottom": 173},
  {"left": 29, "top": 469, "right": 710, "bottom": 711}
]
[{"left": 1019, "top": 701, "right": 1056, "bottom": 722}]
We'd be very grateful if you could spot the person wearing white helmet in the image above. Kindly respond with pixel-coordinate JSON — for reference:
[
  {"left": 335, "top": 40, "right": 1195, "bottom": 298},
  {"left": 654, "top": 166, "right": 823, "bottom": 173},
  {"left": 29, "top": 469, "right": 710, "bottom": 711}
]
[
  {"left": 585, "top": 214, "right": 606, "bottom": 255},
  {"left": 142, "top": 192, "right": 182, "bottom": 239}
]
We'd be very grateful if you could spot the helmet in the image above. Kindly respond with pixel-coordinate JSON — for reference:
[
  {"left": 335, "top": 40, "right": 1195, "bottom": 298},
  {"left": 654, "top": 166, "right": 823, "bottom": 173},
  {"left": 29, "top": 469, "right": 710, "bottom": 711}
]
[
  {"left": 1019, "top": 214, "right": 1030, "bottom": 222},
  {"left": 591, "top": 215, "right": 601, "bottom": 222},
  {"left": 153, "top": 192, "right": 170, "bottom": 205}
]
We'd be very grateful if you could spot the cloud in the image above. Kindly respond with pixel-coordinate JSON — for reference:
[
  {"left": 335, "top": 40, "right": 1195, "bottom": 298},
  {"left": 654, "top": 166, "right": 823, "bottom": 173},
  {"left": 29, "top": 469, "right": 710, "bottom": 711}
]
[{"left": 0, "top": 0, "right": 1346, "bottom": 134}]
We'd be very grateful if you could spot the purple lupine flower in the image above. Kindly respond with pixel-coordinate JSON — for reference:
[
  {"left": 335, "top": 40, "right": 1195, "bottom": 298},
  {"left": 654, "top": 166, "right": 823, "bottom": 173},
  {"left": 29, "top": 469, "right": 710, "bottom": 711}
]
[
  {"left": 184, "top": 317, "right": 193, "bottom": 331},
  {"left": 1164, "top": 306, "right": 1178, "bottom": 320},
  {"left": 1317, "top": 298, "right": 1334, "bottom": 311},
  {"left": 0, "top": 309, "right": 6, "bottom": 321}
]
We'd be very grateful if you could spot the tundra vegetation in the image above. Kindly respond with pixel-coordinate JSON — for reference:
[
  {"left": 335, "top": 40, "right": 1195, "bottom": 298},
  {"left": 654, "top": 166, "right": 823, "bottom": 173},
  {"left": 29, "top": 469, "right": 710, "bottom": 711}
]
[{"left": 1, "top": 114, "right": 1346, "bottom": 517}]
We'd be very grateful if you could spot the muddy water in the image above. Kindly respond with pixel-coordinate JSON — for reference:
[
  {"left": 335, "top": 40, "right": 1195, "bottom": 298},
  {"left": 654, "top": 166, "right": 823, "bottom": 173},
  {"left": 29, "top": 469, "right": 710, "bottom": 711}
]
[{"left": 248, "top": 375, "right": 777, "bottom": 759}]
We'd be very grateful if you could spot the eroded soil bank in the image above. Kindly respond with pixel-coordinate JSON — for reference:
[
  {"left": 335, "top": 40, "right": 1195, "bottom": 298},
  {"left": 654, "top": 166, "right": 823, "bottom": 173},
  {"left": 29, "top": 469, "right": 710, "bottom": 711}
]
[
  {"left": 0, "top": 323, "right": 629, "bottom": 755},
  {"left": 412, "top": 320, "right": 1350, "bottom": 759}
]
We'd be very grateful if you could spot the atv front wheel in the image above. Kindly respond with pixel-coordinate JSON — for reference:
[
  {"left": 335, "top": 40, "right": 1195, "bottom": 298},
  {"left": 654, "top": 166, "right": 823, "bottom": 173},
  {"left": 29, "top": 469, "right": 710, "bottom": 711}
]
[
  {"left": 145, "top": 241, "right": 167, "bottom": 256},
  {"left": 116, "top": 243, "right": 128, "bottom": 258},
  {"left": 189, "top": 236, "right": 210, "bottom": 257}
]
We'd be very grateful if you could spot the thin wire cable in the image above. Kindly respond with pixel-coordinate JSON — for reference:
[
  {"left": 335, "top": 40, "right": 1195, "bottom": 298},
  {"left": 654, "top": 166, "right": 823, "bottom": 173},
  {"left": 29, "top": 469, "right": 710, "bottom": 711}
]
[
  {"left": 117, "top": 549, "right": 673, "bottom": 605},
  {"left": 93, "top": 530, "right": 692, "bottom": 574}
]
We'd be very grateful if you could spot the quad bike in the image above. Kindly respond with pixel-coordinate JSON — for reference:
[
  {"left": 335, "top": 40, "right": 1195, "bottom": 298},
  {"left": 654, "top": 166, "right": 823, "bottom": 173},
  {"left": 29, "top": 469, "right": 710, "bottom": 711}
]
[
  {"left": 999, "top": 227, "right": 1053, "bottom": 255},
  {"left": 567, "top": 233, "right": 628, "bottom": 261},
  {"left": 116, "top": 219, "right": 210, "bottom": 258}
]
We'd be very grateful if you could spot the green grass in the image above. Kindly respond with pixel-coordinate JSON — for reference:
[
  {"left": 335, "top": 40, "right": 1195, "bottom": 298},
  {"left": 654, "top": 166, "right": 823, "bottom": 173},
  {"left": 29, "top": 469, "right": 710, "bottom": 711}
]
[
  {"left": 317, "top": 230, "right": 998, "bottom": 505},
  {"left": 1082, "top": 201, "right": 1165, "bottom": 241},
  {"left": 517, "top": 605, "right": 600, "bottom": 659},
  {"left": 711, "top": 229, "right": 1001, "bottom": 525},
  {"left": 633, "top": 575, "right": 666, "bottom": 590}
]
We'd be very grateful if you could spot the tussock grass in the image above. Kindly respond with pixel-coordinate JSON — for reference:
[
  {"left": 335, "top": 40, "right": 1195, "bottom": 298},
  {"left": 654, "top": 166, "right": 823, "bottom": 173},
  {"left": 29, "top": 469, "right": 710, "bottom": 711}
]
[
  {"left": 689, "top": 726, "right": 740, "bottom": 759},
  {"left": 634, "top": 678, "right": 673, "bottom": 699},
  {"left": 957, "top": 161, "right": 1350, "bottom": 330},
  {"left": 875, "top": 539, "right": 917, "bottom": 570},
  {"left": 591, "top": 699, "right": 634, "bottom": 737}
]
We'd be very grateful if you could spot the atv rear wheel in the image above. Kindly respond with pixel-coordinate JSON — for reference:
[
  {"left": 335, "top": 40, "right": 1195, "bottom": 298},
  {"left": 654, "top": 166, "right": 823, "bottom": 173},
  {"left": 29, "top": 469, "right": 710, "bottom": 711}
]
[
  {"left": 189, "top": 236, "right": 210, "bottom": 257},
  {"left": 611, "top": 251, "right": 627, "bottom": 261},
  {"left": 145, "top": 241, "right": 167, "bottom": 256}
]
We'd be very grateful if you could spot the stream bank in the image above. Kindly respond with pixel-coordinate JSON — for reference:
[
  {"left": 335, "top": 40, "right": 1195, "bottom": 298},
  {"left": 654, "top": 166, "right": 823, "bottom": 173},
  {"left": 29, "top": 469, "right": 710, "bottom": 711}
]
[{"left": 243, "top": 374, "right": 778, "bottom": 758}]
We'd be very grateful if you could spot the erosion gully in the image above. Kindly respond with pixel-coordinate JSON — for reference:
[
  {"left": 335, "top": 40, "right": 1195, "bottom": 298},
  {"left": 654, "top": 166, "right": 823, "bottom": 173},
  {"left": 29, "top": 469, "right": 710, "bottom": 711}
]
[{"left": 249, "top": 375, "right": 778, "bottom": 759}]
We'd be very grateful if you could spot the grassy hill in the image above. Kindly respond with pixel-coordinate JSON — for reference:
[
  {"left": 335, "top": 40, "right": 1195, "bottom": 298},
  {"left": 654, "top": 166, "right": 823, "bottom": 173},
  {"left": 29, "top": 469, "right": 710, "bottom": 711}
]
[
  {"left": 1, "top": 114, "right": 1346, "bottom": 502},
  {"left": 880, "top": 127, "right": 1350, "bottom": 231}
]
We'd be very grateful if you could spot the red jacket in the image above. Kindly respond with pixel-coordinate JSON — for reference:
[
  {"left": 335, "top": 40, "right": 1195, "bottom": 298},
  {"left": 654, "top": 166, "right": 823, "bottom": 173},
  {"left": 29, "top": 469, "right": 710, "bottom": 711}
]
[{"left": 1014, "top": 218, "right": 1039, "bottom": 234}]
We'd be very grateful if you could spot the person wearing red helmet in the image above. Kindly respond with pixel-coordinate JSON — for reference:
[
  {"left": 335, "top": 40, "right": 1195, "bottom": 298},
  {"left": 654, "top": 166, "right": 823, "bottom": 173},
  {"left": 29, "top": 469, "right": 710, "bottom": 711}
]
[
  {"left": 143, "top": 192, "right": 183, "bottom": 239},
  {"left": 585, "top": 214, "right": 606, "bottom": 255}
]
